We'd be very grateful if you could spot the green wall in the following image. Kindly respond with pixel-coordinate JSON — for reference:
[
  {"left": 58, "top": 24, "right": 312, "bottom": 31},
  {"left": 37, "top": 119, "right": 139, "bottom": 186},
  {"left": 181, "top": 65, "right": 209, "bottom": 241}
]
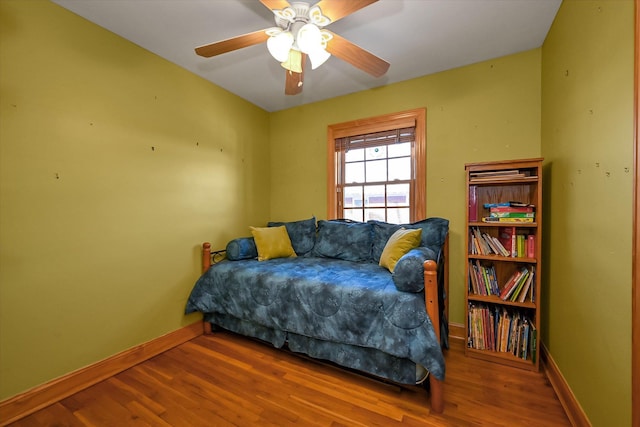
[
  {"left": 270, "top": 49, "right": 542, "bottom": 329},
  {"left": 0, "top": 0, "right": 270, "bottom": 399},
  {"left": 541, "top": 1, "right": 634, "bottom": 426},
  {"left": 0, "top": 1, "right": 635, "bottom": 425}
]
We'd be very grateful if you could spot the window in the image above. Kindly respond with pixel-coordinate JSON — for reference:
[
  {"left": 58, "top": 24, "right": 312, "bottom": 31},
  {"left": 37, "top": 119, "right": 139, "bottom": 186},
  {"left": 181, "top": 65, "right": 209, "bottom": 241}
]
[{"left": 327, "top": 109, "right": 426, "bottom": 223}]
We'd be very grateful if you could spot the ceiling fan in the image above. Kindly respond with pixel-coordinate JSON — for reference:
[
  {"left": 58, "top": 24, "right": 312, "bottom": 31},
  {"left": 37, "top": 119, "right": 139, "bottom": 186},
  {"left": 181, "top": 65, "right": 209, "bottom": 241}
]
[{"left": 194, "top": 0, "right": 390, "bottom": 95}]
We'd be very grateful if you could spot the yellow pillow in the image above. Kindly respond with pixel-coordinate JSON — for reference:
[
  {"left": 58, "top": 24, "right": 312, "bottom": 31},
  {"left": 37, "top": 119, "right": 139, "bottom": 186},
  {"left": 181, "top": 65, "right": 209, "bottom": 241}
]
[
  {"left": 379, "top": 228, "right": 422, "bottom": 272},
  {"left": 250, "top": 226, "right": 297, "bottom": 261}
]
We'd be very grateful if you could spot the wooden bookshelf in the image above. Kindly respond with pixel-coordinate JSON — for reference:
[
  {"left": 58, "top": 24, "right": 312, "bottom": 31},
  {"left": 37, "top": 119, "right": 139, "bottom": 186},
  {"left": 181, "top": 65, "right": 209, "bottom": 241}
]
[{"left": 464, "top": 158, "right": 543, "bottom": 371}]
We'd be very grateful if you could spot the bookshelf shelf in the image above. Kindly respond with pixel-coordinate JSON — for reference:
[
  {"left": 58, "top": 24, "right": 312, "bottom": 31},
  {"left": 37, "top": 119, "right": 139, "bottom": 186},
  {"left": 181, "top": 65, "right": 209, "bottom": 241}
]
[
  {"left": 465, "top": 158, "right": 543, "bottom": 372},
  {"left": 468, "top": 254, "right": 536, "bottom": 263},
  {"left": 467, "top": 294, "right": 537, "bottom": 309},
  {"left": 465, "top": 348, "right": 537, "bottom": 370}
]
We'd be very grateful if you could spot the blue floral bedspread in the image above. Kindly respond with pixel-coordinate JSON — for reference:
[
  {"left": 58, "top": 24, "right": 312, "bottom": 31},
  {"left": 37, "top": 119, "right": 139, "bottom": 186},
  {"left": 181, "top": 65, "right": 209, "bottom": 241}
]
[{"left": 186, "top": 256, "right": 445, "bottom": 382}]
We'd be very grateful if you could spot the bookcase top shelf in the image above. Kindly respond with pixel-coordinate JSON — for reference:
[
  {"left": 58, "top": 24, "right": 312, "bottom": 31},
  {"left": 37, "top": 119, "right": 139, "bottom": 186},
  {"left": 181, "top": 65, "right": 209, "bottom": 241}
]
[
  {"left": 464, "top": 157, "right": 544, "bottom": 170},
  {"left": 469, "top": 176, "right": 539, "bottom": 185}
]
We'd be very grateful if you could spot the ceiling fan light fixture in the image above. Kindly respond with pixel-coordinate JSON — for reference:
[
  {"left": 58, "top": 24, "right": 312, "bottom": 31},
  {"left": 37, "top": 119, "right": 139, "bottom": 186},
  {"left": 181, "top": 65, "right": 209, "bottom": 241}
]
[
  {"left": 309, "top": 48, "right": 331, "bottom": 70},
  {"left": 281, "top": 48, "right": 303, "bottom": 73},
  {"left": 308, "top": 5, "right": 331, "bottom": 27},
  {"left": 273, "top": 7, "right": 296, "bottom": 22},
  {"left": 296, "top": 23, "right": 322, "bottom": 55},
  {"left": 267, "top": 30, "right": 294, "bottom": 62}
]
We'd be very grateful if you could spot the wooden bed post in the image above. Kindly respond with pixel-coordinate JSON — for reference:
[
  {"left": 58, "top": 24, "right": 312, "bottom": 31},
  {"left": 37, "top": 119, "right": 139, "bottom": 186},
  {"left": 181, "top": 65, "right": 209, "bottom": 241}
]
[
  {"left": 423, "top": 260, "right": 440, "bottom": 344},
  {"left": 423, "top": 237, "right": 447, "bottom": 414},
  {"left": 202, "top": 242, "right": 212, "bottom": 273},
  {"left": 202, "top": 242, "right": 213, "bottom": 335}
]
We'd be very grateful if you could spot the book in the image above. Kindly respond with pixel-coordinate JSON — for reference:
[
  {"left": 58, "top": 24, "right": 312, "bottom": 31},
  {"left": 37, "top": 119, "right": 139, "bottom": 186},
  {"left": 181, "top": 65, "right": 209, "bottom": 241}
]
[
  {"left": 483, "top": 202, "right": 511, "bottom": 208},
  {"left": 469, "top": 185, "right": 478, "bottom": 221},
  {"left": 516, "top": 234, "right": 526, "bottom": 257},
  {"left": 498, "top": 227, "right": 516, "bottom": 255},
  {"left": 489, "top": 212, "right": 535, "bottom": 218},
  {"left": 530, "top": 325, "right": 537, "bottom": 363},
  {"left": 481, "top": 217, "right": 534, "bottom": 223},
  {"left": 511, "top": 266, "right": 535, "bottom": 301},
  {"left": 527, "top": 235, "right": 535, "bottom": 258},
  {"left": 507, "top": 201, "right": 535, "bottom": 208},
  {"left": 499, "top": 268, "right": 525, "bottom": 299},
  {"left": 489, "top": 206, "right": 534, "bottom": 213},
  {"left": 489, "top": 235, "right": 510, "bottom": 257},
  {"left": 502, "top": 268, "right": 530, "bottom": 301},
  {"left": 470, "top": 169, "right": 520, "bottom": 177},
  {"left": 483, "top": 201, "right": 535, "bottom": 208},
  {"left": 517, "top": 267, "right": 535, "bottom": 302}
]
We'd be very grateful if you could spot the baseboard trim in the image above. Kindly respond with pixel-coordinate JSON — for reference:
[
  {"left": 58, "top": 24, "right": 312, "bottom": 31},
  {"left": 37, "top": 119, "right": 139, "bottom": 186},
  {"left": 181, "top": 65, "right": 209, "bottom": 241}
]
[
  {"left": 0, "top": 321, "right": 203, "bottom": 426},
  {"left": 448, "top": 322, "right": 465, "bottom": 341},
  {"left": 541, "top": 343, "right": 591, "bottom": 427}
]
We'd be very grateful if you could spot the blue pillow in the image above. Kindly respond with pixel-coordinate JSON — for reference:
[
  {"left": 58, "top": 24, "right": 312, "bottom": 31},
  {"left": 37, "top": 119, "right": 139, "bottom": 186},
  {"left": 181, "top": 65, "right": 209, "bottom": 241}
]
[
  {"left": 369, "top": 218, "right": 449, "bottom": 262},
  {"left": 392, "top": 247, "right": 438, "bottom": 292},
  {"left": 226, "top": 237, "right": 258, "bottom": 260},
  {"left": 312, "top": 220, "right": 373, "bottom": 262},
  {"left": 268, "top": 216, "right": 316, "bottom": 256},
  {"left": 370, "top": 221, "right": 402, "bottom": 263},
  {"left": 406, "top": 217, "right": 449, "bottom": 249}
]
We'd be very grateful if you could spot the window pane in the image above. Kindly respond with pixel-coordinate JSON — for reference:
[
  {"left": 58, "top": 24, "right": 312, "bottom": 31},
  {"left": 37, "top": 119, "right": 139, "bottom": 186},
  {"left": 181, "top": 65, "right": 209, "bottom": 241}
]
[
  {"left": 388, "top": 157, "right": 411, "bottom": 181},
  {"left": 344, "top": 186, "right": 363, "bottom": 208},
  {"left": 345, "top": 161, "right": 364, "bottom": 183},
  {"left": 345, "top": 148, "right": 364, "bottom": 162},
  {"left": 343, "top": 208, "right": 363, "bottom": 222},
  {"left": 365, "top": 159, "right": 386, "bottom": 182},
  {"left": 387, "top": 183, "right": 410, "bottom": 206},
  {"left": 388, "top": 142, "right": 411, "bottom": 158},
  {"left": 364, "top": 208, "right": 386, "bottom": 222},
  {"left": 365, "top": 145, "right": 386, "bottom": 160},
  {"left": 364, "top": 185, "right": 385, "bottom": 207},
  {"left": 386, "top": 208, "right": 410, "bottom": 224}
]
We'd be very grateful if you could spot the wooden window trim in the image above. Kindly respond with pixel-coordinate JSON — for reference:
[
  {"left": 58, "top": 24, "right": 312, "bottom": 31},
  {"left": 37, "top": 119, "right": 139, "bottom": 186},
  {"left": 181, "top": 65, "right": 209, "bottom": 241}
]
[{"left": 327, "top": 109, "right": 426, "bottom": 220}]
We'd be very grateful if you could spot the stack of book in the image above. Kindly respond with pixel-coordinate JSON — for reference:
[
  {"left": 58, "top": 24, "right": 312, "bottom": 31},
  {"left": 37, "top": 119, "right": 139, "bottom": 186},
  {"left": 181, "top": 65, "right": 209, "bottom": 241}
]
[
  {"left": 499, "top": 266, "right": 535, "bottom": 302},
  {"left": 469, "top": 227, "right": 510, "bottom": 257},
  {"left": 467, "top": 303, "right": 537, "bottom": 361},
  {"left": 482, "top": 202, "right": 536, "bottom": 224},
  {"left": 468, "top": 260, "right": 499, "bottom": 296}
]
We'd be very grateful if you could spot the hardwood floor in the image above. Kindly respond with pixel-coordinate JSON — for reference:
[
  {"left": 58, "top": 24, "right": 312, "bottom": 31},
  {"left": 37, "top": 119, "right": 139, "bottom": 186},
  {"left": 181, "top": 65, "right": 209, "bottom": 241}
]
[{"left": 8, "top": 331, "right": 571, "bottom": 426}]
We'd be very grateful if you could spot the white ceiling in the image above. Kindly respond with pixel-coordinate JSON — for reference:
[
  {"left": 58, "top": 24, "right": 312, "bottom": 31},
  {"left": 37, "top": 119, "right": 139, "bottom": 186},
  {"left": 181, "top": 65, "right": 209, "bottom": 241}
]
[{"left": 51, "top": 0, "right": 562, "bottom": 112}]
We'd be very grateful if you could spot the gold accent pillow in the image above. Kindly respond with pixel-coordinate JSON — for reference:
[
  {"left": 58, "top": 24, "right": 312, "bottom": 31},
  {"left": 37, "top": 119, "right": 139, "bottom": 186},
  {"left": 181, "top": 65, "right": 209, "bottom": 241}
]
[
  {"left": 250, "top": 226, "right": 297, "bottom": 261},
  {"left": 379, "top": 228, "right": 422, "bottom": 272}
]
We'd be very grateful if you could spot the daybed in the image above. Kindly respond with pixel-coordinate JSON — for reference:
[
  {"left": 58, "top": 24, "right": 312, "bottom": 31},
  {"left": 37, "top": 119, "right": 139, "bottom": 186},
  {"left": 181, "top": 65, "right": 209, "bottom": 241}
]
[{"left": 185, "top": 217, "right": 449, "bottom": 413}]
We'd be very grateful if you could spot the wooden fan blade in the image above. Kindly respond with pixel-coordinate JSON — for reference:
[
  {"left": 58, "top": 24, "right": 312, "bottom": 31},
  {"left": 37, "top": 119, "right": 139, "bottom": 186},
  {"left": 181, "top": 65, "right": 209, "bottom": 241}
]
[
  {"left": 313, "top": 0, "right": 377, "bottom": 23},
  {"left": 284, "top": 53, "right": 306, "bottom": 95},
  {"left": 325, "top": 32, "right": 389, "bottom": 78},
  {"left": 259, "top": 0, "right": 291, "bottom": 12},
  {"left": 195, "top": 30, "right": 269, "bottom": 58}
]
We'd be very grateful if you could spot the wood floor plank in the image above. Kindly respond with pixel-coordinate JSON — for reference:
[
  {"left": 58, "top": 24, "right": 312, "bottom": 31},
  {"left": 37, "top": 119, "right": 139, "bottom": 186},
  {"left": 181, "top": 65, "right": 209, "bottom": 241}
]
[{"left": 7, "top": 331, "right": 571, "bottom": 426}]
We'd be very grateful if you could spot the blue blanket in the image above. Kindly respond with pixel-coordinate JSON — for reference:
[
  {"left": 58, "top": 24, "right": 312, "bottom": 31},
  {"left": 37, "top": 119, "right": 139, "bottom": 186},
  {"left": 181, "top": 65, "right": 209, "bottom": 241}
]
[{"left": 185, "top": 256, "right": 445, "bottom": 382}]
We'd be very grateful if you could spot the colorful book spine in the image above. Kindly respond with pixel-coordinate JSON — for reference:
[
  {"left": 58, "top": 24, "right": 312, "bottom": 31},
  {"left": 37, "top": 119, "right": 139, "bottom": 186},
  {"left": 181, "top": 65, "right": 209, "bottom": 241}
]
[
  {"left": 527, "top": 235, "right": 535, "bottom": 258},
  {"left": 489, "top": 212, "right": 535, "bottom": 218},
  {"left": 489, "top": 206, "right": 534, "bottom": 213},
  {"left": 469, "top": 185, "right": 478, "bottom": 222}
]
